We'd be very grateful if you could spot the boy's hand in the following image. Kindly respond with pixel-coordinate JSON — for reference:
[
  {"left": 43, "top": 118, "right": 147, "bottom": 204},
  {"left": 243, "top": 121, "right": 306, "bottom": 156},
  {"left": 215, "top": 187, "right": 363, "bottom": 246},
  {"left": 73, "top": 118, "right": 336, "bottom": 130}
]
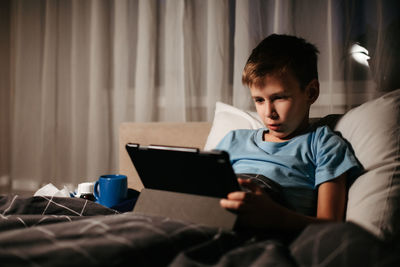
[{"left": 220, "top": 178, "right": 282, "bottom": 229}]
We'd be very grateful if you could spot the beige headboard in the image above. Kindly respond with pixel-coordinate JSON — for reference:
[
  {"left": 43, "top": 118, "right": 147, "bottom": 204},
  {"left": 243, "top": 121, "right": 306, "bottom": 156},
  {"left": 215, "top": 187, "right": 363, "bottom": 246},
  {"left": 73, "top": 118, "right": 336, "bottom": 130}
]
[{"left": 119, "top": 122, "right": 212, "bottom": 191}]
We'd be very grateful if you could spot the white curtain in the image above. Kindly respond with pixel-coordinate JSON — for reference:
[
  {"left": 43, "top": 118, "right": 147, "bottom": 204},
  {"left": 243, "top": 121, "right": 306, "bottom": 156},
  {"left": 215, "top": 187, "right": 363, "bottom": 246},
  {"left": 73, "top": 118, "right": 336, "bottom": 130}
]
[{"left": 1, "top": 0, "right": 399, "bottom": 192}]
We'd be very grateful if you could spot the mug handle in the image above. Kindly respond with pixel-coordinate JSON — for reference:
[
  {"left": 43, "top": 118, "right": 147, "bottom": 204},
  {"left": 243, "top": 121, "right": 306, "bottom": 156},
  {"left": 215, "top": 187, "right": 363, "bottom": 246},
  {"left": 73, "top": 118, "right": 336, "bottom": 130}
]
[{"left": 93, "top": 181, "right": 100, "bottom": 201}]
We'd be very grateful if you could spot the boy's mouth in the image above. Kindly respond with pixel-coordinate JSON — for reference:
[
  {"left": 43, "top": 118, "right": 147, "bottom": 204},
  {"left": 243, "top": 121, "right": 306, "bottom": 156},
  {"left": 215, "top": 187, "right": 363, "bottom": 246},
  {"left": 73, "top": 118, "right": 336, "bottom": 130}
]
[{"left": 267, "top": 124, "right": 281, "bottom": 131}]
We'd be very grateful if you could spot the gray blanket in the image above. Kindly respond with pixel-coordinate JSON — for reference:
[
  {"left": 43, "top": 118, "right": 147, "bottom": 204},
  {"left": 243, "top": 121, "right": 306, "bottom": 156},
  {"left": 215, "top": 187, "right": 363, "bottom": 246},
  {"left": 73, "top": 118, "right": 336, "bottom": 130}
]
[{"left": 0, "top": 195, "right": 398, "bottom": 266}]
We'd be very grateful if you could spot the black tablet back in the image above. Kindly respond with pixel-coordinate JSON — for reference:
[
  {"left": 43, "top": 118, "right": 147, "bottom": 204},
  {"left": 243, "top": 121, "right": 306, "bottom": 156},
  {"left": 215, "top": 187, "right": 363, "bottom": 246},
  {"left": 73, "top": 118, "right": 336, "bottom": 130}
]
[{"left": 125, "top": 143, "right": 240, "bottom": 198}]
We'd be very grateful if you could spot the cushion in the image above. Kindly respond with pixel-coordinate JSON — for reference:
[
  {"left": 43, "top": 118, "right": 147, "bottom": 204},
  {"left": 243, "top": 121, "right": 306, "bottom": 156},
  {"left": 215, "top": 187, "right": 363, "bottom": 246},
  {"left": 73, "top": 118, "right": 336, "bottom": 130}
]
[
  {"left": 204, "top": 102, "right": 264, "bottom": 150},
  {"left": 335, "top": 89, "right": 400, "bottom": 241}
]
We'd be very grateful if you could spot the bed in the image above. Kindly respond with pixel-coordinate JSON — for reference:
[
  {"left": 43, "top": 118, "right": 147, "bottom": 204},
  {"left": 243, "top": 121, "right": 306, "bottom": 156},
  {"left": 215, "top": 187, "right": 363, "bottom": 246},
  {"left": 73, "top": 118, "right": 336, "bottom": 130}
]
[{"left": 1, "top": 89, "right": 399, "bottom": 266}]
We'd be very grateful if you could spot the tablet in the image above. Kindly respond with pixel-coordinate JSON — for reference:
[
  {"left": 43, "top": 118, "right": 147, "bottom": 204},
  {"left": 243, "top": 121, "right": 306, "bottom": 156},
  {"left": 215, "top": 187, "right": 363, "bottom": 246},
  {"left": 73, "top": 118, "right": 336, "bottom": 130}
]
[{"left": 125, "top": 143, "right": 240, "bottom": 198}]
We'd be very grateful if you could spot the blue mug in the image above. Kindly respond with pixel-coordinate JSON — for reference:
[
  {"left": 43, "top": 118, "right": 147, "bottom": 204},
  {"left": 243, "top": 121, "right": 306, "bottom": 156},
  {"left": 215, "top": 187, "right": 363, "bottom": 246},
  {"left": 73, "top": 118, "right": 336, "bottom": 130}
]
[{"left": 94, "top": 174, "right": 127, "bottom": 208}]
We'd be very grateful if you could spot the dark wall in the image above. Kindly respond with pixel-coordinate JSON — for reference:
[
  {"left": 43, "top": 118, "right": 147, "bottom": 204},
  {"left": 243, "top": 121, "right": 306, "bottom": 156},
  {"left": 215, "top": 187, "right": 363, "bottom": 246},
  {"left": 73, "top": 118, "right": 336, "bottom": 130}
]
[{"left": 0, "top": 0, "right": 11, "bottom": 190}]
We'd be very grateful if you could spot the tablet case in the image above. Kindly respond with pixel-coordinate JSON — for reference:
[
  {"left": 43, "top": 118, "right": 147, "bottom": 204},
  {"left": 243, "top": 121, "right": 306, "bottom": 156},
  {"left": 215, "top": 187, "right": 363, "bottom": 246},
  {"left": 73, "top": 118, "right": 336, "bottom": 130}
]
[
  {"left": 134, "top": 188, "right": 237, "bottom": 229},
  {"left": 125, "top": 143, "right": 238, "bottom": 229}
]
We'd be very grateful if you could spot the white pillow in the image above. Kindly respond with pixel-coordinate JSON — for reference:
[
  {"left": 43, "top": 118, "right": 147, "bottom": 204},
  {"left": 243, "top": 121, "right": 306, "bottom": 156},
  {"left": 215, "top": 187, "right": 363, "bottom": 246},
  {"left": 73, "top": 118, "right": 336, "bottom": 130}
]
[
  {"left": 335, "top": 89, "right": 400, "bottom": 240},
  {"left": 204, "top": 102, "right": 264, "bottom": 150}
]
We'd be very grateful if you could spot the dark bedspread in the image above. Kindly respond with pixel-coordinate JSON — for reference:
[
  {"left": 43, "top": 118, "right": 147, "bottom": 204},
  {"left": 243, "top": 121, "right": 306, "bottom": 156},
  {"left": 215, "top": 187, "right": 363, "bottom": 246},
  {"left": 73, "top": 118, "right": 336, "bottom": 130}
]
[{"left": 0, "top": 195, "right": 398, "bottom": 267}]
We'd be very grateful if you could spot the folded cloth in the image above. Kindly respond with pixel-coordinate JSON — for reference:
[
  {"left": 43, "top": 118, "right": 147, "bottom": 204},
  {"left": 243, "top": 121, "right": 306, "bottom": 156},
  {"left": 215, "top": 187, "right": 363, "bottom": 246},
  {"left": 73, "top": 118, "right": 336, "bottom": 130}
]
[{"left": 110, "top": 188, "right": 140, "bottom": 212}]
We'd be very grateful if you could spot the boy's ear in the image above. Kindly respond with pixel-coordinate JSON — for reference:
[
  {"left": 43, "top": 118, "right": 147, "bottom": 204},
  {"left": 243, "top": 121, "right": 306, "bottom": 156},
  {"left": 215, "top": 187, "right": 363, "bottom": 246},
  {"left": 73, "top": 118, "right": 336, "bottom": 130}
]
[{"left": 306, "top": 79, "right": 319, "bottom": 104}]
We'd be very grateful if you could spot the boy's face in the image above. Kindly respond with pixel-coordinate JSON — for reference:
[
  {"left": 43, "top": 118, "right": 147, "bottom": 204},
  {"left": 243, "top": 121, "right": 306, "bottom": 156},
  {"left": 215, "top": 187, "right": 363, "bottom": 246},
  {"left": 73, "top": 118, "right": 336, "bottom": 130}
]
[{"left": 250, "top": 71, "right": 318, "bottom": 142}]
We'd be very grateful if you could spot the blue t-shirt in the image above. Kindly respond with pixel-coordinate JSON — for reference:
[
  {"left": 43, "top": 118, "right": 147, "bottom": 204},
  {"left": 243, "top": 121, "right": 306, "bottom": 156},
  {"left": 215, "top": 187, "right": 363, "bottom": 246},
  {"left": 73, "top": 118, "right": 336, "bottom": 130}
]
[{"left": 216, "top": 126, "right": 361, "bottom": 215}]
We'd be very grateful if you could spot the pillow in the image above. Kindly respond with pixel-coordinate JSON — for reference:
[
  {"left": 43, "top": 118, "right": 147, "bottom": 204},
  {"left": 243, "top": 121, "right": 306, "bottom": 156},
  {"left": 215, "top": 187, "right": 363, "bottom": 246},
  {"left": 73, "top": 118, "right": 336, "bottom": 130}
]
[
  {"left": 335, "top": 89, "right": 400, "bottom": 241},
  {"left": 203, "top": 102, "right": 336, "bottom": 149},
  {"left": 204, "top": 102, "right": 264, "bottom": 150}
]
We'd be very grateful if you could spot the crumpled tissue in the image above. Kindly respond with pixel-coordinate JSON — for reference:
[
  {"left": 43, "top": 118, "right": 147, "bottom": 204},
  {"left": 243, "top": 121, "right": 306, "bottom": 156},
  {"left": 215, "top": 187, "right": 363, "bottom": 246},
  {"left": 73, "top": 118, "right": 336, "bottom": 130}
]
[{"left": 34, "top": 183, "right": 72, "bottom": 197}]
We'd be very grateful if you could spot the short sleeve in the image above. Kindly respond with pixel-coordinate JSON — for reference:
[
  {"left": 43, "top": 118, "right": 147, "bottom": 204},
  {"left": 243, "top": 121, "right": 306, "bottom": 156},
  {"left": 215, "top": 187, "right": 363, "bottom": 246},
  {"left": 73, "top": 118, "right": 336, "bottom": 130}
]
[{"left": 314, "top": 127, "right": 361, "bottom": 187}]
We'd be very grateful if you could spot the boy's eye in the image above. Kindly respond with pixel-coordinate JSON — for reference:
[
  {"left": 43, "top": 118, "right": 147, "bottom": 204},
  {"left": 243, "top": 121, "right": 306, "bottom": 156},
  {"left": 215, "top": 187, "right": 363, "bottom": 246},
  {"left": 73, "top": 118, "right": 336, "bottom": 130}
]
[
  {"left": 254, "top": 98, "right": 264, "bottom": 103},
  {"left": 272, "top": 95, "right": 286, "bottom": 101}
]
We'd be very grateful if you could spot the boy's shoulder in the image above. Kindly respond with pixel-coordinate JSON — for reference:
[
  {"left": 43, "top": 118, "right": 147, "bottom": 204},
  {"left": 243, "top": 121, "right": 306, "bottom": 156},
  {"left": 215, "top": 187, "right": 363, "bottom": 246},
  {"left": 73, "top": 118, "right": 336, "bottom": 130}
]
[
  {"left": 309, "top": 124, "right": 336, "bottom": 136},
  {"left": 216, "top": 128, "right": 262, "bottom": 150},
  {"left": 228, "top": 128, "right": 263, "bottom": 137},
  {"left": 310, "top": 125, "right": 348, "bottom": 146},
  {"left": 221, "top": 128, "right": 263, "bottom": 143}
]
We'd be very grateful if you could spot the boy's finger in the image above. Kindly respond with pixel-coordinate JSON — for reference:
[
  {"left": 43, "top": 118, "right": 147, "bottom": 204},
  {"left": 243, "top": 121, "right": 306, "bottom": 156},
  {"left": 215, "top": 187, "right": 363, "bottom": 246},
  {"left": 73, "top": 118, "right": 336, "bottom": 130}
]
[
  {"left": 227, "top": 191, "right": 247, "bottom": 200},
  {"left": 227, "top": 191, "right": 259, "bottom": 204},
  {"left": 220, "top": 198, "right": 247, "bottom": 211}
]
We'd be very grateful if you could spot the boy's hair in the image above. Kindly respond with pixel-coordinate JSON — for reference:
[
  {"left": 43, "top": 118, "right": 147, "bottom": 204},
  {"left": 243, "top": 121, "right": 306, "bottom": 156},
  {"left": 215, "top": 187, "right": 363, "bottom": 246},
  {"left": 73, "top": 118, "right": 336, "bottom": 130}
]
[{"left": 242, "top": 34, "right": 319, "bottom": 90}]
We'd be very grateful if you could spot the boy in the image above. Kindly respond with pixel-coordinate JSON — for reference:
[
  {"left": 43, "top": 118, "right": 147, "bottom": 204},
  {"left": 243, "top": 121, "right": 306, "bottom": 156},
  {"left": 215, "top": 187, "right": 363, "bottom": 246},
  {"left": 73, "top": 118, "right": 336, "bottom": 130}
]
[{"left": 217, "top": 34, "right": 361, "bottom": 232}]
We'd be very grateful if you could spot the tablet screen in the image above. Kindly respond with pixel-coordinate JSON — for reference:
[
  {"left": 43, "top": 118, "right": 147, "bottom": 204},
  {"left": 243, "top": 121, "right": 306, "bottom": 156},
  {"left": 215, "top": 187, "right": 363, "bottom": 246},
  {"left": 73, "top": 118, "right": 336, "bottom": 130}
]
[{"left": 126, "top": 143, "right": 240, "bottom": 198}]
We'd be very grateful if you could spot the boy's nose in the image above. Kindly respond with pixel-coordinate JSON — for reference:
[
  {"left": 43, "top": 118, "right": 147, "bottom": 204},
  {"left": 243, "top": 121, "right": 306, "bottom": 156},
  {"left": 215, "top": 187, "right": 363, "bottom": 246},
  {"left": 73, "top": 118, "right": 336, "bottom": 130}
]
[{"left": 265, "top": 102, "right": 276, "bottom": 118}]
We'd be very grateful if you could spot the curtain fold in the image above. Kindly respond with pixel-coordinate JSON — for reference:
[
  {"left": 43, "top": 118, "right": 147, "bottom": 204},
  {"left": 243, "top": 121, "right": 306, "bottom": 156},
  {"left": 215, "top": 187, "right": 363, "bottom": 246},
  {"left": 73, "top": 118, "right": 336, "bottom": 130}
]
[
  {"left": 134, "top": 0, "right": 157, "bottom": 122},
  {"left": 2, "top": 0, "right": 399, "bottom": 191},
  {"left": 232, "top": 0, "right": 253, "bottom": 109},
  {"left": 163, "top": 0, "right": 185, "bottom": 121},
  {"left": 205, "top": 0, "right": 231, "bottom": 120}
]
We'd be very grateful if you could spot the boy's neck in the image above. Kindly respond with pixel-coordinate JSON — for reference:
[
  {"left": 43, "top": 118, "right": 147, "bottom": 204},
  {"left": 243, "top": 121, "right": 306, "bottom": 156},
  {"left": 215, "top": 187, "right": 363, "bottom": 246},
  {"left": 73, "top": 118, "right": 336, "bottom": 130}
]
[{"left": 263, "top": 119, "right": 311, "bottom": 143}]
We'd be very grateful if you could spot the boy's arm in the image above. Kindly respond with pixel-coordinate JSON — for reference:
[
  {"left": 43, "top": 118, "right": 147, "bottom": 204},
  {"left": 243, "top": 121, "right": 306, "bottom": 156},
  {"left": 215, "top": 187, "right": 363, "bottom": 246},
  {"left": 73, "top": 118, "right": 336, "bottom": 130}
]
[
  {"left": 316, "top": 173, "right": 347, "bottom": 221},
  {"left": 279, "top": 173, "right": 347, "bottom": 231},
  {"left": 220, "top": 174, "right": 347, "bottom": 232}
]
